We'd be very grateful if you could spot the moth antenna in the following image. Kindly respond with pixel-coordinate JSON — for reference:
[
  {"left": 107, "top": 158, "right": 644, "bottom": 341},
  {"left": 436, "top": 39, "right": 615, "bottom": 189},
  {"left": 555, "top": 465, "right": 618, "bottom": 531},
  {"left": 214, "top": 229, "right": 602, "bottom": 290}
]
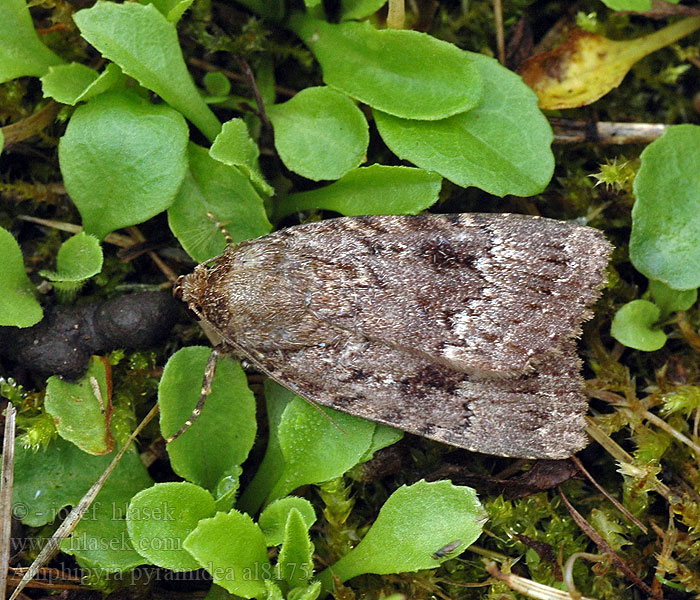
[
  {"left": 165, "top": 347, "right": 221, "bottom": 443},
  {"left": 299, "top": 392, "right": 347, "bottom": 434},
  {"left": 206, "top": 211, "right": 233, "bottom": 246}
]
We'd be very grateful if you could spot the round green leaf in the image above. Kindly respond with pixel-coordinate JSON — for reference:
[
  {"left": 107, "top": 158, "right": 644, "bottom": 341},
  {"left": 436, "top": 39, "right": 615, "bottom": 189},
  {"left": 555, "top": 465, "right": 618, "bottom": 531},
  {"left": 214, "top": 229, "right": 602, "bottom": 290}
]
[
  {"left": 374, "top": 52, "right": 554, "bottom": 196},
  {"left": 275, "top": 165, "right": 442, "bottom": 219},
  {"left": 0, "top": 226, "right": 42, "bottom": 327},
  {"left": 267, "top": 86, "right": 369, "bottom": 181},
  {"left": 0, "top": 0, "right": 64, "bottom": 83},
  {"left": 184, "top": 511, "right": 271, "bottom": 598},
  {"left": 45, "top": 356, "right": 112, "bottom": 455},
  {"left": 647, "top": 279, "right": 697, "bottom": 319},
  {"left": 59, "top": 90, "right": 189, "bottom": 240},
  {"left": 41, "top": 62, "right": 124, "bottom": 106},
  {"left": 41, "top": 63, "right": 98, "bottom": 104},
  {"left": 127, "top": 482, "right": 216, "bottom": 572},
  {"left": 288, "top": 13, "right": 482, "bottom": 120},
  {"left": 268, "top": 398, "right": 375, "bottom": 502},
  {"left": 39, "top": 232, "right": 103, "bottom": 283},
  {"left": 168, "top": 143, "right": 272, "bottom": 263},
  {"left": 318, "top": 480, "right": 486, "bottom": 587},
  {"left": 204, "top": 71, "right": 231, "bottom": 96},
  {"left": 159, "top": 347, "right": 257, "bottom": 492},
  {"left": 74, "top": 1, "right": 220, "bottom": 140},
  {"left": 209, "top": 118, "right": 274, "bottom": 196},
  {"left": 630, "top": 124, "right": 700, "bottom": 290},
  {"left": 610, "top": 299, "right": 667, "bottom": 352},
  {"left": 13, "top": 436, "right": 152, "bottom": 571},
  {"left": 259, "top": 497, "right": 317, "bottom": 546}
]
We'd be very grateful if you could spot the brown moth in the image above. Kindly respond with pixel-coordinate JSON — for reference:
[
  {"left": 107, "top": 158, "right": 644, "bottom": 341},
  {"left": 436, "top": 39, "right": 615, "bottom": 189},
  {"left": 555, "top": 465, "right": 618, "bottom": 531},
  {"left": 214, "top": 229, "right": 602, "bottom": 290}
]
[{"left": 175, "top": 213, "right": 612, "bottom": 459}]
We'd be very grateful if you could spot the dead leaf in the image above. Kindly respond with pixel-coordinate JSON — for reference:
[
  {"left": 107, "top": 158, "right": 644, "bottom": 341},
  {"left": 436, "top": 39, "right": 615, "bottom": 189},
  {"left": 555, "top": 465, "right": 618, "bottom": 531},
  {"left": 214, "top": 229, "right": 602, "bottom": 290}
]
[{"left": 519, "top": 17, "right": 700, "bottom": 109}]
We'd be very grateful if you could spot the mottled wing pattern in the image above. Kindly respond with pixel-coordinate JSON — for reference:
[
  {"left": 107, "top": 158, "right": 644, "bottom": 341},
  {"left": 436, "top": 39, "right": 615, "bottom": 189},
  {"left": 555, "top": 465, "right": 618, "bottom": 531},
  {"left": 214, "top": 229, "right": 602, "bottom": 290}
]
[
  {"left": 253, "top": 214, "right": 610, "bottom": 377},
  {"left": 181, "top": 213, "right": 612, "bottom": 458},
  {"left": 237, "top": 332, "right": 587, "bottom": 458}
]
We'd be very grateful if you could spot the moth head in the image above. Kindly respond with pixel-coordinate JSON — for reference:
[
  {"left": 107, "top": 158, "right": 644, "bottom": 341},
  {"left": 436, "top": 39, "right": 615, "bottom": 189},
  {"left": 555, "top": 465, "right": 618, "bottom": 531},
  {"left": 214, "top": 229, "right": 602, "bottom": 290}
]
[{"left": 175, "top": 265, "right": 215, "bottom": 321}]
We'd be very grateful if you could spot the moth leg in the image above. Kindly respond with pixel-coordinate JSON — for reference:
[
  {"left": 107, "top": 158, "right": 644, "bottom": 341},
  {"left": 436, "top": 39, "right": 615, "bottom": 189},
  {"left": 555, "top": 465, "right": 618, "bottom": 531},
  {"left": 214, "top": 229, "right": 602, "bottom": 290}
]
[
  {"left": 206, "top": 211, "right": 233, "bottom": 245},
  {"left": 164, "top": 345, "right": 222, "bottom": 443}
]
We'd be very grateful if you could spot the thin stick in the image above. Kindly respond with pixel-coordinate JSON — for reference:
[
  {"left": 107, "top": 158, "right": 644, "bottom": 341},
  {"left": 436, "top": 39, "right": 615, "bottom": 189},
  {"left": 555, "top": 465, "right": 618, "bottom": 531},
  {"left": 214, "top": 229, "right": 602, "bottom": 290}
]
[
  {"left": 551, "top": 119, "right": 668, "bottom": 145},
  {"left": 235, "top": 56, "right": 271, "bottom": 129},
  {"left": 645, "top": 409, "right": 700, "bottom": 457},
  {"left": 570, "top": 455, "right": 647, "bottom": 533},
  {"left": 126, "top": 226, "right": 179, "bottom": 285},
  {"left": 1, "top": 102, "right": 62, "bottom": 148},
  {"left": 8, "top": 404, "right": 159, "bottom": 600},
  {"left": 492, "top": 0, "right": 505, "bottom": 64},
  {"left": 387, "top": 0, "right": 405, "bottom": 29},
  {"left": 485, "top": 561, "right": 599, "bottom": 600},
  {"left": 0, "top": 405, "right": 17, "bottom": 600},
  {"left": 16, "top": 216, "right": 134, "bottom": 248},
  {"left": 188, "top": 57, "right": 297, "bottom": 98}
]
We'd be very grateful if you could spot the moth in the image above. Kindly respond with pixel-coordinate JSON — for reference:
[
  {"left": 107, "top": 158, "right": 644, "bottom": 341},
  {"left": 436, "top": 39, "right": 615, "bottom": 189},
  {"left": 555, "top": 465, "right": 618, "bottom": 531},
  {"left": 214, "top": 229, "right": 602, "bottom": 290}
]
[{"left": 175, "top": 213, "right": 612, "bottom": 459}]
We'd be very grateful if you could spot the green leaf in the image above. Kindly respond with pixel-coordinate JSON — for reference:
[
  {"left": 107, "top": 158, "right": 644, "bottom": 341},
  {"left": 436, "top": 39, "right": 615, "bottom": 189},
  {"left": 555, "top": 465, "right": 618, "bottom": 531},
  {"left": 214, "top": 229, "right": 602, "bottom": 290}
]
[
  {"left": 45, "top": 356, "right": 113, "bottom": 455},
  {"left": 41, "top": 62, "right": 124, "bottom": 106},
  {"left": 265, "top": 581, "right": 285, "bottom": 600},
  {"left": 237, "top": 381, "right": 291, "bottom": 515},
  {"left": 288, "top": 13, "right": 482, "bottom": 120},
  {"left": 341, "top": 0, "right": 387, "bottom": 20},
  {"left": 127, "top": 482, "right": 216, "bottom": 571},
  {"left": 267, "top": 86, "right": 369, "bottom": 181},
  {"left": 234, "top": 0, "right": 285, "bottom": 21},
  {"left": 159, "top": 347, "right": 257, "bottom": 492},
  {"left": 168, "top": 143, "right": 272, "bottom": 263},
  {"left": 275, "top": 165, "right": 442, "bottom": 219},
  {"left": 277, "top": 509, "right": 314, "bottom": 588},
  {"left": 0, "top": 0, "right": 64, "bottom": 83},
  {"left": 73, "top": 1, "right": 220, "bottom": 141},
  {"left": 259, "top": 496, "right": 317, "bottom": 546},
  {"left": 138, "top": 0, "right": 195, "bottom": 22},
  {"left": 39, "top": 232, "right": 103, "bottom": 283},
  {"left": 374, "top": 52, "right": 554, "bottom": 196},
  {"left": 38, "top": 232, "right": 103, "bottom": 302},
  {"left": 257, "top": 57, "right": 277, "bottom": 108},
  {"left": 359, "top": 424, "right": 403, "bottom": 463},
  {"left": 630, "top": 124, "right": 700, "bottom": 290},
  {"left": 0, "top": 226, "right": 42, "bottom": 327},
  {"left": 204, "top": 72, "right": 231, "bottom": 96},
  {"left": 599, "top": 0, "right": 651, "bottom": 9},
  {"left": 317, "top": 480, "right": 485, "bottom": 590},
  {"left": 647, "top": 279, "right": 697, "bottom": 319},
  {"left": 267, "top": 397, "right": 375, "bottom": 504},
  {"left": 610, "top": 299, "right": 667, "bottom": 352},
  {"left": 59, "top": 90, "right": 189, "bottom": 240},
  {"left": 184, "top": 511, "right": 271, "bottom": 598},
  {"left": 288, "top": 582, "right": 322, "bottom": 600},
  {"left": 13, "top": 436, "right": 152, "bottom": 571},
  {"left": 214, "top": 465, "right": 243, "bottom": 512},
  {"left": 209, "top": 118, "right": 274, "bottom": 196}
]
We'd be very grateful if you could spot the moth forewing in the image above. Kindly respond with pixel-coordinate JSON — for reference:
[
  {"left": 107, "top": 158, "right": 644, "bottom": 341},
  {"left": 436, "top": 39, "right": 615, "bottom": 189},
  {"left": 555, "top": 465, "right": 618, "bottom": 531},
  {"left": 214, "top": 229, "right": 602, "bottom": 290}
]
[{"left": 177, "top": 213, "right": 612, "bottom": 458}]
